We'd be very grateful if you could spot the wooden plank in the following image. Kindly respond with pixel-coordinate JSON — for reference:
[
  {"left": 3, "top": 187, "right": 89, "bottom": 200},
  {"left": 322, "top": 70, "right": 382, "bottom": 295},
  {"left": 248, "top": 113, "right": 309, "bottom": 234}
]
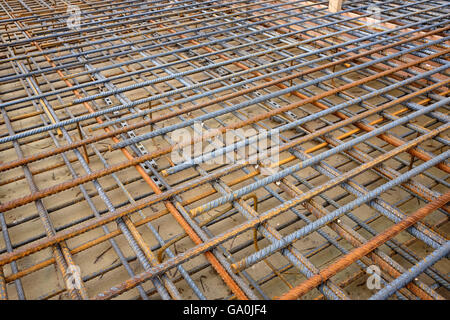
[{"left": 329, "top": 0, "right": 343, "bottom": 13}]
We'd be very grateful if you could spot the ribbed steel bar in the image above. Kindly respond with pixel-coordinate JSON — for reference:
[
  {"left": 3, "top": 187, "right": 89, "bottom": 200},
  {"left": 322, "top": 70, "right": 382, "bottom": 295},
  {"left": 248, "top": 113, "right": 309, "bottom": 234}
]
[
  {"left": 0, "top": 6, "right": 444, "bottom": 140},
  {"left": 178, "top": 8, "right": 450, "bottom": 289},
  {"left": 90, "top": 151, "right": 450, "bottom": 299},
  {"left": 2, "top": 7, "right": 178, "bottom": 300},
  {"left": 0, "top": 124, "right": 446, "bottom": 282},
  {"left": 0, "top": 0, "right": 438, "bottom": 97},
  {"left": 230, "top": 149, "right": 450, "bottom": 272},
  {"left": 188, "top": 98, "right": 450, "bottom": 218},
  {"left": 51, "top": 2, "right": 255, "bottom": 300},
  {"left": 0, "top": 0, "right": 448, "bottom": 300},
  {"left": 369, "top": 241, "right": 450, "bottom": 300},
  {"left": 143, "top": 10, "right": 448, "bottom": 296},
  {"left": 2, "top": 32, "right": 445, "bottom": 180},
  {"left": 277, "top": 191, "right": 450, "bottom": 300},
  {"left": 1, "top": 151, "right": 384, "bottom": 284}
]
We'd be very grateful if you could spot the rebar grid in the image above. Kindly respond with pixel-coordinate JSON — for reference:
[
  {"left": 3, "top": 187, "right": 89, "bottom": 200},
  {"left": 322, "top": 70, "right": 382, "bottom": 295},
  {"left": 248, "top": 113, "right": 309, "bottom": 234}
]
[{"left": 0, "top": 0, "right": 448, "bottom": 300}]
